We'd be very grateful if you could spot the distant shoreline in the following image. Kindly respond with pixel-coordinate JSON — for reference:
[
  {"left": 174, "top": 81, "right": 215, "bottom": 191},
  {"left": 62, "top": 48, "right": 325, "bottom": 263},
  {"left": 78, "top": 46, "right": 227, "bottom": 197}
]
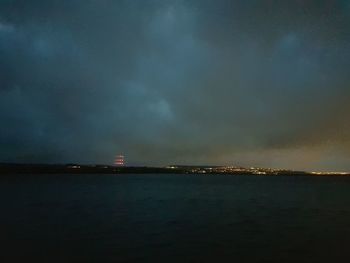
[{"left": 1, "top": 163, "right": 349, "bottom": 176}]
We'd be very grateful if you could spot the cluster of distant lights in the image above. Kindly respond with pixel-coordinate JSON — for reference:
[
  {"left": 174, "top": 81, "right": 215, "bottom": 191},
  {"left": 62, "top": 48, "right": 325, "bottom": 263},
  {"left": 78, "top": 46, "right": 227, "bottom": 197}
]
[
  {"left": 66, "top": 163, "right": 350, "bottom": 175},
  {"left": 167, "top": 166, "right": 350, "bottom": 175},
  {"left": 167, "top": 166, "right": 285, "bottom": 175},
  {"left": 310, "top": 171, "right": 349, "bottom": 175}
]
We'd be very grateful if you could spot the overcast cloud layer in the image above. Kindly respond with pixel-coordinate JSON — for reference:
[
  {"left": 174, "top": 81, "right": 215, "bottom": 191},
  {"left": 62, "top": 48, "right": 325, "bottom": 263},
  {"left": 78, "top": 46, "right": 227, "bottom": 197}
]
[{"left": 1, "top": 0, "right": 350, "bottom": 170}]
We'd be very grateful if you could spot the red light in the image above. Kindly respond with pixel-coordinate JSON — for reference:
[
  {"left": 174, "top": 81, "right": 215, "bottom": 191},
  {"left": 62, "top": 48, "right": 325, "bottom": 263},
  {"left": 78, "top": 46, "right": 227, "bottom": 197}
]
[{"left": 115, "top": 154, "right": 125, "bottom": 166}]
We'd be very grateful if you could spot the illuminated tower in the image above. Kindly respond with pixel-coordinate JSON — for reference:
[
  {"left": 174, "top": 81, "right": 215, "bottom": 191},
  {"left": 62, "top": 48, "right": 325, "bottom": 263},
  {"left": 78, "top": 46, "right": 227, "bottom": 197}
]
[{"left": 114, "top": 154, "right": 125, "bottom": 166}]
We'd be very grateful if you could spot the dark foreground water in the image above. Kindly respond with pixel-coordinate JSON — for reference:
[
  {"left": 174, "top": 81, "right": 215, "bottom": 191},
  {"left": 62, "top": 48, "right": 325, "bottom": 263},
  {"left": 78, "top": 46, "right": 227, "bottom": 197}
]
[{"left": 1, "top": 174, "right": 350, "bottom": 263}]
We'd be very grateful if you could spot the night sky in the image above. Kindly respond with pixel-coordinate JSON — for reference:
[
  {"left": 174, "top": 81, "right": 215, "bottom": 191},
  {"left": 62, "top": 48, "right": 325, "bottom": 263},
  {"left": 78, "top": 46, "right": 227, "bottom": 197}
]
[{"left": 1, "top": 1, "right": 350, "bottom": 171}]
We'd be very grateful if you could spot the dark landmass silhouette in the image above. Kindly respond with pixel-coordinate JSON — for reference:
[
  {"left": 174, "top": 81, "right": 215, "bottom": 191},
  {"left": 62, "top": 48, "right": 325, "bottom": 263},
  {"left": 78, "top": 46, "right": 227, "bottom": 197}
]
[{"left": 1, "top": 163, "right": 349, "bottom": 176}]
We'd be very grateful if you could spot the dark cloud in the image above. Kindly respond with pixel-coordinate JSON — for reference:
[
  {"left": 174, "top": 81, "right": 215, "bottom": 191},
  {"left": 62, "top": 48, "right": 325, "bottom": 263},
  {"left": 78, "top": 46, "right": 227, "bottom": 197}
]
[{"left": 1, "top": 0, "right": 350, "bottom": 170}]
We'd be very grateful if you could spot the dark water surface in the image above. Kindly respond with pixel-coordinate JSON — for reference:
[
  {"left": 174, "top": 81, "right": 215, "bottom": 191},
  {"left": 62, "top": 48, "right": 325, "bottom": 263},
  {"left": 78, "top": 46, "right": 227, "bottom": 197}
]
[{"left": 1, "top": 174, "right": 350, "bottom": 262}]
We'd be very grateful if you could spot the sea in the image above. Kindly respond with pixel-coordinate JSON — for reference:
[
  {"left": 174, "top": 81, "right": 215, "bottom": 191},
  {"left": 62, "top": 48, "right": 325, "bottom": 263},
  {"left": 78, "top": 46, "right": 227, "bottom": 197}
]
[{"left": 1, "top": 174, "right": 350, "bottom": 263}]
